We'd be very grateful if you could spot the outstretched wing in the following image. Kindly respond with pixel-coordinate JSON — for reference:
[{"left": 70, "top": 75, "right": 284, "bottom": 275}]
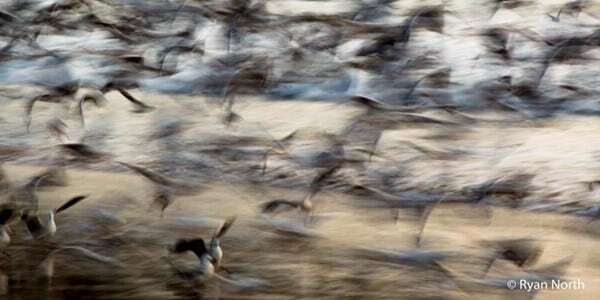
[
  {"left": 55, "top": 195, "right": 88, "bottom": 214},
  {"left": 214, "top": 216, "right": 237, "bottom": 239}
]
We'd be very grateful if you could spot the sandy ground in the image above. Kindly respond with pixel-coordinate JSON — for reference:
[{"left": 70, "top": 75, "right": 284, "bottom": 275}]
[{"left": 1, "top": 164, "right": 600, "bottom": 299}]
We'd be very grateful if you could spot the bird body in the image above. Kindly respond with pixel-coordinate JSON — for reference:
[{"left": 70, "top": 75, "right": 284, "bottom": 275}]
[
  {"left": 208, "top": 239, "right": 223, "bottom": 269},
  {"left": 170, "top": 238, "right": 216, "bottom": 277},
  {"left": 47, "top": 212, "right": 57, "bottom": 237},
  {"left": 22, "top": 195, "right": 87, "bottom": 239},
  {"left": 199, "top": 253, "right": 216, "bottom": 277},
  {"left": 0, "top": 226, "right": 10, "bottom": 245}
]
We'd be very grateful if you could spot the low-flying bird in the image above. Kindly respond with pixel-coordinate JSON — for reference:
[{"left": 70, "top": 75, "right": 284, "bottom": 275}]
[
  {"left": 24, "top": 84, "right": 78, "bottom": 132},
  {"left": 59, "top": 143, "right": 109, "bottom": 162},
  {"left": 480, "top": 238, "right": 543, "bottom": 275},
  {"left": 77, "top": 90, "right": 107, "bottom": 127},
  {"left": 260, "top": 163, "right": 340, "bottom": 224},
  {"left": 169, "top": 217, "right": 236, "bottom": 277},
  {"left": 117, "top": 161, "right": 196, "bottom": 216},
  {"left": 99, "top": 83, "right": 156, "bottom": 114},
  {"left": 22, "top": 195, "right": 88, "bottom": 239}
]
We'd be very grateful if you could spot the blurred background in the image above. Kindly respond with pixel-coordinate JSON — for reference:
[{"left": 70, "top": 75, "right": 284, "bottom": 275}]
[{"left": 0, "top": 0, "right": 600, "bottom": 299}]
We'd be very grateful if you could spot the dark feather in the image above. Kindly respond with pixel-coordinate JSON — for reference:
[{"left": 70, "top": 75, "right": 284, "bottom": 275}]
[
  {"left": 23, "top": 214, "right": 44, "bottom": 238},
  {"left": 214, "top": 216, "right": 236, "bottom": 239},
  {"left": 310, "top": 164, "right": 341, "bottom": 192},
  {"left": 261, "top": 199, "right": 301, "bottom": 213},
  {"left": 0, "top": 208, "right": 14, "bottom": 225},
  {"left": 117, "top": 162, "right": 174, "bottom": 187},
  {"left": 171, "top": 238, "right": 208, "bottom": 259},
  {"left": 55, "top": 195, "right": 88, "bottom": 214},
  {"left": 60, "top": 143, "right": 106, "bottom": 161},
  {"left": 351, "top": 95, "right": 389, "bottom": 111},
  {"left": 117, "top": 88, "right": 155, "bottom": 113}
]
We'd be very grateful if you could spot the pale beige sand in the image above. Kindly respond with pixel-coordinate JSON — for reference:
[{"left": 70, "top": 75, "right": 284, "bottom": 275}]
[{"left": 1, "top": 164, "right": 599, "bottom": 299}]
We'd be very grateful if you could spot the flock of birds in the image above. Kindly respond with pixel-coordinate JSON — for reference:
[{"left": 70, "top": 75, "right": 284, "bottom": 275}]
[{"left": 0, "top": 0, "right": 599, "bottom": 299}]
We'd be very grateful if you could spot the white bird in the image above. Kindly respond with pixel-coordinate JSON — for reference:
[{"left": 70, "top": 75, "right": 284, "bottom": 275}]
[
  {"left": 22, "top": 195, "right": 88, "bottom": 239},
  {"left": 169, "top": 216, "right": 236, "bottom": 277}
]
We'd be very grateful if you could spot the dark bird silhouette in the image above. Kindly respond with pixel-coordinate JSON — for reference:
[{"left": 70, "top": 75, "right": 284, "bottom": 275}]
[
  {"left": 78, "top": 90, "right": 107, "bottom": 127},
  {"left": 99, "top": 83, "right": 156, "bottom": 114},
  {"left": 59, "top": 143, "right": 109, "bottom": 162}
]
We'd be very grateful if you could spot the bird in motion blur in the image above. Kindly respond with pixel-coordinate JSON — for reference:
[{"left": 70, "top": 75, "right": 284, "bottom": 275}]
[
  {"left": 168, "top": 216, "right": 236, "bottom": 278},
  {"left": 21, "top": 195, "right": 88, "bottom": 240}
]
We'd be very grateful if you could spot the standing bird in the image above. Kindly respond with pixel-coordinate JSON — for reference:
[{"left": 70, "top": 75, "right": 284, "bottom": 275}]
[{"left": 169, "top": 217, "right": 236, "bottom": 277}]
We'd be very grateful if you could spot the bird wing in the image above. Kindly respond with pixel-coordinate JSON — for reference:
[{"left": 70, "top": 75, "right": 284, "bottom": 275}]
[
  {"left": 214, "top": 216, "right": 237, "bottom": 239},
  {"left": 117, "top": 161, "right": 173, "bottom": 187},
  {"left": 0, "top": 208, "right": 14, "bottom": 225},
  {"left": 60, "top": 143, "right": 106, "bottom": 160},
  {"left": 261, "top": 200, "right": 300, "bottom": 213},
  {"left": 23, "top": 214, "right": 44, "bottom": 238},
  {"left": 172, "top": 238, "right": 208, "bottom": 259},
  {"left": 117, "top": 88, "right": 154, "bottom": 111},
  {"left": 55, "top": 195, "right": 88, "bottom": 214}
]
